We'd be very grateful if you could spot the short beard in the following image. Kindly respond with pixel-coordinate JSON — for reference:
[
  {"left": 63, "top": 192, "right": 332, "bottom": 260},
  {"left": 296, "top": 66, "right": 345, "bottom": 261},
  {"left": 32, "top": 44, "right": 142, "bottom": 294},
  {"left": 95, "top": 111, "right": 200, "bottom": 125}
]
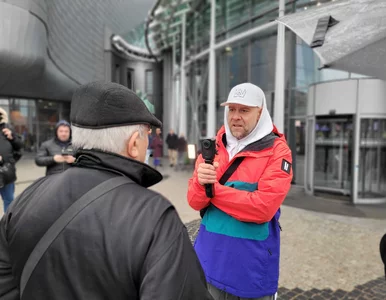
[{"left": 231, "top": 129, "right": 249, "bottom": 140}]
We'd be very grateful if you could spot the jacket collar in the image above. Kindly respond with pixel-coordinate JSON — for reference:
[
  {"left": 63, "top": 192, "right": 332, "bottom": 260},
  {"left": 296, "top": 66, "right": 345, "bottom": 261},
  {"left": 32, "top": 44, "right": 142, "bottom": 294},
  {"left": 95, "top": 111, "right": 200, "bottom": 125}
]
[
  {"left": 217, "top": 125, "right": 282, "bottom": 154},
  {"left": 74, "top": 149, "right": 163, "bottom": 188}
]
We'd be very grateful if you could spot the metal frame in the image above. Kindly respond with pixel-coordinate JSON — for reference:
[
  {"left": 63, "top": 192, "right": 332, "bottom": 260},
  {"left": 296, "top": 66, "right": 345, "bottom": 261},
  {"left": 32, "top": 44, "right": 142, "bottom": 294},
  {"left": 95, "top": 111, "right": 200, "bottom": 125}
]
[
  {"left": 206, "top": 0, "right": 216, "bottom": 138},
  {"left": 179, "top": 13, "right": 187, "bottom": 136},
  {"left": 273, "top": 0, "right": 285, "bottom": 132}
]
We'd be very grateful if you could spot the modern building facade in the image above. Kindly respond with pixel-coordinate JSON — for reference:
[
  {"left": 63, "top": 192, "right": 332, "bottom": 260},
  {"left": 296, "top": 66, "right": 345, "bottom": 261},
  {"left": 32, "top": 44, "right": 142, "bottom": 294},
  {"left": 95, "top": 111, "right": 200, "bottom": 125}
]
[
  {"left": 122, "top": 0, "right": 386, "bottom": 203},
  {"left": 0, "top": 0, "right": 160, "bottom": 151}
]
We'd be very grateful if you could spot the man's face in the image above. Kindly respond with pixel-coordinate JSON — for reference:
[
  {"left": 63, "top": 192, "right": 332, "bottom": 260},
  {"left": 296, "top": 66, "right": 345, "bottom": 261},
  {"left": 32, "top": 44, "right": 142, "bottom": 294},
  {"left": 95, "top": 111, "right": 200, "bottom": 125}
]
[
  {"left": 57, "top": 125, "right": 71, "bottom": 142},
  {"left": 156, "top": 128, "right": 161, "bottom": 135},
  {"left": 227, "top": 104, "right": 262, "bottom": 140},
  {"left": 169, "top": 129, "right": 174, "bottom": 135}
]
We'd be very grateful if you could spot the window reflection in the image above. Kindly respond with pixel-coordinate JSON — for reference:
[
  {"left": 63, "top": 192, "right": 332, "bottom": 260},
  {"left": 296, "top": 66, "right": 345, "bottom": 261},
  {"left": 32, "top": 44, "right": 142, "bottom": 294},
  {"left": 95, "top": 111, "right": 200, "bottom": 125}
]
[
  {"left": 0, "top": 98, "right": 70, "bottom": 152},
  {"left": 358, "top": 119, "right": 386, "bottom": 198}
]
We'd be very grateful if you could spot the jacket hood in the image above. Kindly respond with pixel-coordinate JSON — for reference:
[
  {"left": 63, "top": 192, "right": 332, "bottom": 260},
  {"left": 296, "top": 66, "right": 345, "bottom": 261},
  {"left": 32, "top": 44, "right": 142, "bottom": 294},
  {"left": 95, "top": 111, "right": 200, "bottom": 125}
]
[
  {"left": 0, "top": 108, "right": 9, "bottom": 124},
  {"left": 223, "top": 91, "right": 274, "bottom": 160}
]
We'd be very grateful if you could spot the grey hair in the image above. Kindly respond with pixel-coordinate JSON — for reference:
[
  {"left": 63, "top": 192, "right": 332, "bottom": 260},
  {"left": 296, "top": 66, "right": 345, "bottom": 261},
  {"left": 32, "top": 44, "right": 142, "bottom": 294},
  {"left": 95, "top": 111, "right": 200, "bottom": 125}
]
[{"left": 71, "top": 124, "right": 147, "bottom": 154}]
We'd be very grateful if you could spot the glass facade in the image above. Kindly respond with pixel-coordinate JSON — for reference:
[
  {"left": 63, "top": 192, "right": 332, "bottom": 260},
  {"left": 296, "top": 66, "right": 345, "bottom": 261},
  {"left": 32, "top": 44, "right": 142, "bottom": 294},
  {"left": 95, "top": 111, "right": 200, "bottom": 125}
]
[
  {"left": 358, "top": 118, "right": 386, "bottom": 199},
  {"left": 0, "top": 98, "right": 70, "bottom": 152},
  {"left": 182, "top": 0, "right": 367, "bottom": 186}
]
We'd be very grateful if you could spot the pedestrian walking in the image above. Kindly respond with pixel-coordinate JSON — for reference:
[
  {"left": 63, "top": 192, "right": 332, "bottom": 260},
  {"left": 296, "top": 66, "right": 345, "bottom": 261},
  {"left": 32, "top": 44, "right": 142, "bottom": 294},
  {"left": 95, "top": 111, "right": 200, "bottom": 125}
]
[
  {"left": 151, "top": 128, "right": 163, "bottom": 169},
  {"left": 176, "top": 133, "right": 187, "bottom": 171},
  {"left": 166, "top": 129, "right": 178, "bottom": 167}
]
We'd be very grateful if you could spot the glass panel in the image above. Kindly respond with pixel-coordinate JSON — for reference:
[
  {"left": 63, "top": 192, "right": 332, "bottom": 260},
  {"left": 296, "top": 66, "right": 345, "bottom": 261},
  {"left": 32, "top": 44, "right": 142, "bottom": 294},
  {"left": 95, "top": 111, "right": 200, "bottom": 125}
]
[
  {"left": 8, "top": 98, "right": 38, "bottom": 152},
  {"left": 358, "top": 119, "right": 386, "bottom": 199},
  {"left": 314, "top": 117, "right": 353, "bottom": 193},
  {"left": 227, "top": 42, "right": 249, "bottom": 89},
  {"left": 36, "top": 100, "right": 60, "bottom": 146},
  {"left": 145, "top": 70, "right": 154, "bottom": 95},
  {"left": 289, "top": 118, "right": 306, "bottom": 185}
]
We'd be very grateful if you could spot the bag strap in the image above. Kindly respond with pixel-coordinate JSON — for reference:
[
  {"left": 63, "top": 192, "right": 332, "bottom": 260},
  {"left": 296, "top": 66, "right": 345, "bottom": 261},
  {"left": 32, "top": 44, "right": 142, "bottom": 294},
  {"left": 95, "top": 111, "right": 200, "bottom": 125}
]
[
  {"left": 218, "top": 157, "right": 245, "bottom": 185},
  {"left": 199, "top": 157, "right": 245, "bottom": 218},
  {"left": 20, "top": 176, "right": 131, "bottom": 298}
]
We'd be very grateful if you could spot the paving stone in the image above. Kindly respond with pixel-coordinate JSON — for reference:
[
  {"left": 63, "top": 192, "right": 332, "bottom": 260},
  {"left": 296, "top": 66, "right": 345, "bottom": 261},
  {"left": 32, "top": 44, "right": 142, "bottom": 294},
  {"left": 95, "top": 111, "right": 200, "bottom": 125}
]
[{"left": 185, "top": 219, "right": 386, "bottom": 300}]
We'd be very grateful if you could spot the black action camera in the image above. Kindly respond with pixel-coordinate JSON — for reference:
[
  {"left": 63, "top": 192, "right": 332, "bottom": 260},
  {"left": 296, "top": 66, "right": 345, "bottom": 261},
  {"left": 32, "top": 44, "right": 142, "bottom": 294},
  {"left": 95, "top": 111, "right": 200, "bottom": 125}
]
[{"left": 201, "top": 138, "right": 216, "bottom": 198}]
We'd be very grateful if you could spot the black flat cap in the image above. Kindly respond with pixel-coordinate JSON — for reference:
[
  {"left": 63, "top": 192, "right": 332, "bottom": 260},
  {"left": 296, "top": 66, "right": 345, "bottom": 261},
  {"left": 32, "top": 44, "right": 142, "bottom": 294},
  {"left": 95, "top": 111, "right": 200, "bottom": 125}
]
[{"left": 70, "top": 81, "right": 162, "bottom": 129}]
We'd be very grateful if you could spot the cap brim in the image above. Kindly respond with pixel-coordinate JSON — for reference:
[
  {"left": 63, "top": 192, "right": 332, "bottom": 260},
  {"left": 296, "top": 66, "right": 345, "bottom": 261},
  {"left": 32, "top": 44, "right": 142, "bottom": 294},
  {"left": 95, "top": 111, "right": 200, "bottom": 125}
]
[
  {"left": 220, "top": 101, "right": 259, "bottom": 107},
  {"left": 148, "top": 114, "right": 162, "bottom": 128}
]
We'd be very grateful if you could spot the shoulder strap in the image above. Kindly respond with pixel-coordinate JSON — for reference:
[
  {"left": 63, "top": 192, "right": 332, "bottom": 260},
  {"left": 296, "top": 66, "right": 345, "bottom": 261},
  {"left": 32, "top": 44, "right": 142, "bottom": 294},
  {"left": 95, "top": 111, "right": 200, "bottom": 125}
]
[
  {"left": 219, "top": 157, "right": 245, "bottom": 185},
  {"left": 20, "top": 176, "right": 131, "bottom": 298}
]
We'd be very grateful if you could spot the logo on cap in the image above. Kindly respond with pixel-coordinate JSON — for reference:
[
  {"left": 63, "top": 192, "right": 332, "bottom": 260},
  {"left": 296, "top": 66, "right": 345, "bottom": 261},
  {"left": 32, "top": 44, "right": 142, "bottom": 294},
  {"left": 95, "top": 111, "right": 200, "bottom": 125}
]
[{"left": 233, "top": 89, "right": 247, "bottom": 98}]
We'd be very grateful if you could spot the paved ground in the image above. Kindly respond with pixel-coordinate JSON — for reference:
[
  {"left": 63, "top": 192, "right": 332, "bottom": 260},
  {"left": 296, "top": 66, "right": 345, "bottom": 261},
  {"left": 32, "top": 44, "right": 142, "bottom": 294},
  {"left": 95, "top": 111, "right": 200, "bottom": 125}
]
[{"left": 2, "top": 157, "right": 386, "bottom": 299}]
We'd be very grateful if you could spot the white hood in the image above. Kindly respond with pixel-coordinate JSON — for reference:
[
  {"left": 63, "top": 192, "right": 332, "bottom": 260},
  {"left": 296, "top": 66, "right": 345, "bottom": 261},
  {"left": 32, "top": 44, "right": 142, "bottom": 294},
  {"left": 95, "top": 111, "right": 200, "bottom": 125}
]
[{"left": 224, "top": 93, "right": 273, "bottom": 160}]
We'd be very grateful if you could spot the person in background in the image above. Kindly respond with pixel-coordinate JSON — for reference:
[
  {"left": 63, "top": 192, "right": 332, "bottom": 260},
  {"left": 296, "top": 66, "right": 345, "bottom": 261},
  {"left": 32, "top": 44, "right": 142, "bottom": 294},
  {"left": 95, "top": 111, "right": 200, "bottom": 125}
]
[
  {"left": 166, "top": 129, "right": 178, "bottom": 167},
  {"left": 0, "top": 108, "right": 23, "bottom": 212},
  {"left": 35, "top": 120, "right": 75, "bottom": 176},
  {"left": 151, "top": 128, "right": 163, "bottom": 169},
  {"left": 176, "top": 133, "right": 187, "bottom": 171},
  {"left": 145, "top": 128, "right": 153, "bottom": 165}
]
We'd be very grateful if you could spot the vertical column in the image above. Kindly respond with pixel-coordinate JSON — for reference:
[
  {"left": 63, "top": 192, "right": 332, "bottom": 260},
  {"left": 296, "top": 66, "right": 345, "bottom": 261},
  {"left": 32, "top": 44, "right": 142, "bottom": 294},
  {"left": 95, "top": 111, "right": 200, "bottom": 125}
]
[
  {"left": 273, "top": 0, "right": 285, "bottom": 132},
  {"left": 179, "top": 13, "right": 187, "bottom": 136},
  {"left": 352, "top": 80, "right": 360, "bottom": 204},
  {"left": 171, "top": 36, "right": 177, "bottom": 131},
  {"left": 206, "top": 0, "right": 216, "bottom": 138}
]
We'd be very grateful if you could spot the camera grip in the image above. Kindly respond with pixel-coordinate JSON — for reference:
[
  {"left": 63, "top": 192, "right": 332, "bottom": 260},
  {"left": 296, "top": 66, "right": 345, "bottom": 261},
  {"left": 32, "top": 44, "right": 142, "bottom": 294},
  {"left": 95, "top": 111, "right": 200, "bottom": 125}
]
[{"left": 205, "top": 183, "right": 215, "bottom": 198}]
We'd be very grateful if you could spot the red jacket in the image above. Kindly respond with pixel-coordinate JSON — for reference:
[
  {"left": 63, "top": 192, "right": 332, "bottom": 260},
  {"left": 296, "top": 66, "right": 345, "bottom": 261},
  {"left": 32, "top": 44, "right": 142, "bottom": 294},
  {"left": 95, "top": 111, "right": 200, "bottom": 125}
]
[{"left": 187, "top": 126, "right": 292, "bottom": 223}]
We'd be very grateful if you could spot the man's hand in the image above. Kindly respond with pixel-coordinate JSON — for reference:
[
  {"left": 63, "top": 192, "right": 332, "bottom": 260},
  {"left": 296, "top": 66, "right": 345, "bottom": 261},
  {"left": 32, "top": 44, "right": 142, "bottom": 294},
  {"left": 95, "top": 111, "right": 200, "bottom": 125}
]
[
  {"left": 64, "top": 155, "right": 76, "bottom": 164},
  {"left": 2, "top": 128, "right": 13, "bottom": 140},
  {"left": 197, "top": 162, "right": 219, "bottom": 186},
  {"left": 53, "top": 155, "right": 65, "bottom": 163}
]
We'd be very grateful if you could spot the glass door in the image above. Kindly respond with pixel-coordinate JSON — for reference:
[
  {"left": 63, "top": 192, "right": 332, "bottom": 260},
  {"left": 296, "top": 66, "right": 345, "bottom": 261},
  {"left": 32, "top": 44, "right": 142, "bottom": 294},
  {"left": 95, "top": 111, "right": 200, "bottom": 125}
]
[
  {"left": 357, "top": 118, "right": 386, "bottom": 201},
  {"left": 314, "top": 116, "right": 353, "bottom": 195}
]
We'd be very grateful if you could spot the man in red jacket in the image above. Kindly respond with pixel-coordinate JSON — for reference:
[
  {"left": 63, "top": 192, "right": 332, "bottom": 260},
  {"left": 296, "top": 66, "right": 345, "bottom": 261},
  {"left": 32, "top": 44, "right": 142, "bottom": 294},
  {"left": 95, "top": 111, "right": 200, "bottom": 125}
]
[{"left": 188, "top": 83, "right": 293, "bottom": 300}]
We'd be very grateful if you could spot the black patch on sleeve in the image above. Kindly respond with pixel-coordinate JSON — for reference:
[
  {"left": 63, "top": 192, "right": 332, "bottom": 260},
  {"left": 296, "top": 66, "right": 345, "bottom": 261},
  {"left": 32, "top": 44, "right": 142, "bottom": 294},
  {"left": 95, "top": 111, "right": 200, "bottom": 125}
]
[{"left": 281, "top": 159, "right": 291, "bottom": 174}]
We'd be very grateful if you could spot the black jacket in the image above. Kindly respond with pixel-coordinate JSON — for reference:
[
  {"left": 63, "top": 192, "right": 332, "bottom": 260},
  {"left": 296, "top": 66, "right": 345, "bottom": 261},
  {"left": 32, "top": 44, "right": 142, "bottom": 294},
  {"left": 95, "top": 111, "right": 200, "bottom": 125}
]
[
  {"left": 0, "top": 124, "right": 23, "bottom": 164},
  {"left": 177, "top": 137, "right": 187, "bottom": 153},
  {"left": 0, "top": 150, "right": 212, "bottom": 300},
  {"left": 166, "top": 133, "right": 179, "bottom": 150},
  {"left": 35, "top": 138, "right": 73, "bottom": 175}
]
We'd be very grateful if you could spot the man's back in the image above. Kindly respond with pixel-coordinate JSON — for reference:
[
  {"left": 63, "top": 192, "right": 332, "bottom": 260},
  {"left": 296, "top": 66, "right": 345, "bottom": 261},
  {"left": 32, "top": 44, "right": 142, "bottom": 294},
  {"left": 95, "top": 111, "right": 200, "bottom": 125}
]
[{"left": 0, "top": 151, "right": 212, "bottom": 299}]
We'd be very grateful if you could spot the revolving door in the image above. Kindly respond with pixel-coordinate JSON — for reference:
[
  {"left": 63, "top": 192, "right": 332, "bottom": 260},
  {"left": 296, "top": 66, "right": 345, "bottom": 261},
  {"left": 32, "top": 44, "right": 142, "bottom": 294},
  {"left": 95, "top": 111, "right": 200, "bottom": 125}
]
[{"left": 305, "top": 79, "right": 386, "bottom": 204}]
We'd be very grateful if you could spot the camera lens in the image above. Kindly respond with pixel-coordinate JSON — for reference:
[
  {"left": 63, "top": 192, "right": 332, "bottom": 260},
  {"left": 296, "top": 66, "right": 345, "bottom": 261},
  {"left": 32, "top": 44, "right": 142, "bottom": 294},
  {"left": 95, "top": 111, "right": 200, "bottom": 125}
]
[{"left": 202, "top": 140, "right": 211, "bottom": 149}]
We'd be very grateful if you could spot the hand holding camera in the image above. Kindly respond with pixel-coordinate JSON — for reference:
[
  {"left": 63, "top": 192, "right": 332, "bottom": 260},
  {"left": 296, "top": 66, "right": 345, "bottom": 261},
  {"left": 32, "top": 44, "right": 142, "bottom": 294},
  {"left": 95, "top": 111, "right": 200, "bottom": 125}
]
[
  {"left": 53, "top": 155, "right": 66, "bottom": 163},
  {"left": 54, "top": 148, "right": 76, "bottom": 164},
  {"left": 2, "top": 128, "right": 13, "bottom": 140},
  {"left": 199, "top": 139, "right": 218, "bottom": 198}
]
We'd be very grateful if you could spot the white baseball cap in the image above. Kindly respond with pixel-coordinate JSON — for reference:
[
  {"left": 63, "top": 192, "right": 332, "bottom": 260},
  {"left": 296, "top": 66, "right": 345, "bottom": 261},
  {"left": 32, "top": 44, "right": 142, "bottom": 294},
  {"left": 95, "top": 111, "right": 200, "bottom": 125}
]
[{"left": 220, "top": 83, "right": 265, "bottom": 107}]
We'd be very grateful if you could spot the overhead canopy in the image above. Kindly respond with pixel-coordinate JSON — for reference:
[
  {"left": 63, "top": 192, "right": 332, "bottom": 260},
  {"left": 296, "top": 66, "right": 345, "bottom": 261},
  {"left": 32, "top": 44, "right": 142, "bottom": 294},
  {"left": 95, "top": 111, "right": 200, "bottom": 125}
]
[{"left": 277, "top": 0, "right": 386, "bottom": 80}]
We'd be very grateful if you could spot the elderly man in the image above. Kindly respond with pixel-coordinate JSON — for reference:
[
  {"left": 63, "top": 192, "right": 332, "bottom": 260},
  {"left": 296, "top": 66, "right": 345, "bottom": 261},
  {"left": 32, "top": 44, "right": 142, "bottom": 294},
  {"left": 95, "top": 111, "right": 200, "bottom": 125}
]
[
  {"left": 0, "top": 82, "right": 212, "bottom": 300},
  {"left": 188, "top": 83, "right": 293, "bottom": 300}
]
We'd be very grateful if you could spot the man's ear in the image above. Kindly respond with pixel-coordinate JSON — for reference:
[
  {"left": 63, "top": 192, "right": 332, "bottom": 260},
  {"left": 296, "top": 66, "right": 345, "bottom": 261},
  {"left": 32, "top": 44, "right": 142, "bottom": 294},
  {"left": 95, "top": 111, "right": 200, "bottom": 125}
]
[{"left": 124, "top": 131, "right": 140, "bottom": 159}]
